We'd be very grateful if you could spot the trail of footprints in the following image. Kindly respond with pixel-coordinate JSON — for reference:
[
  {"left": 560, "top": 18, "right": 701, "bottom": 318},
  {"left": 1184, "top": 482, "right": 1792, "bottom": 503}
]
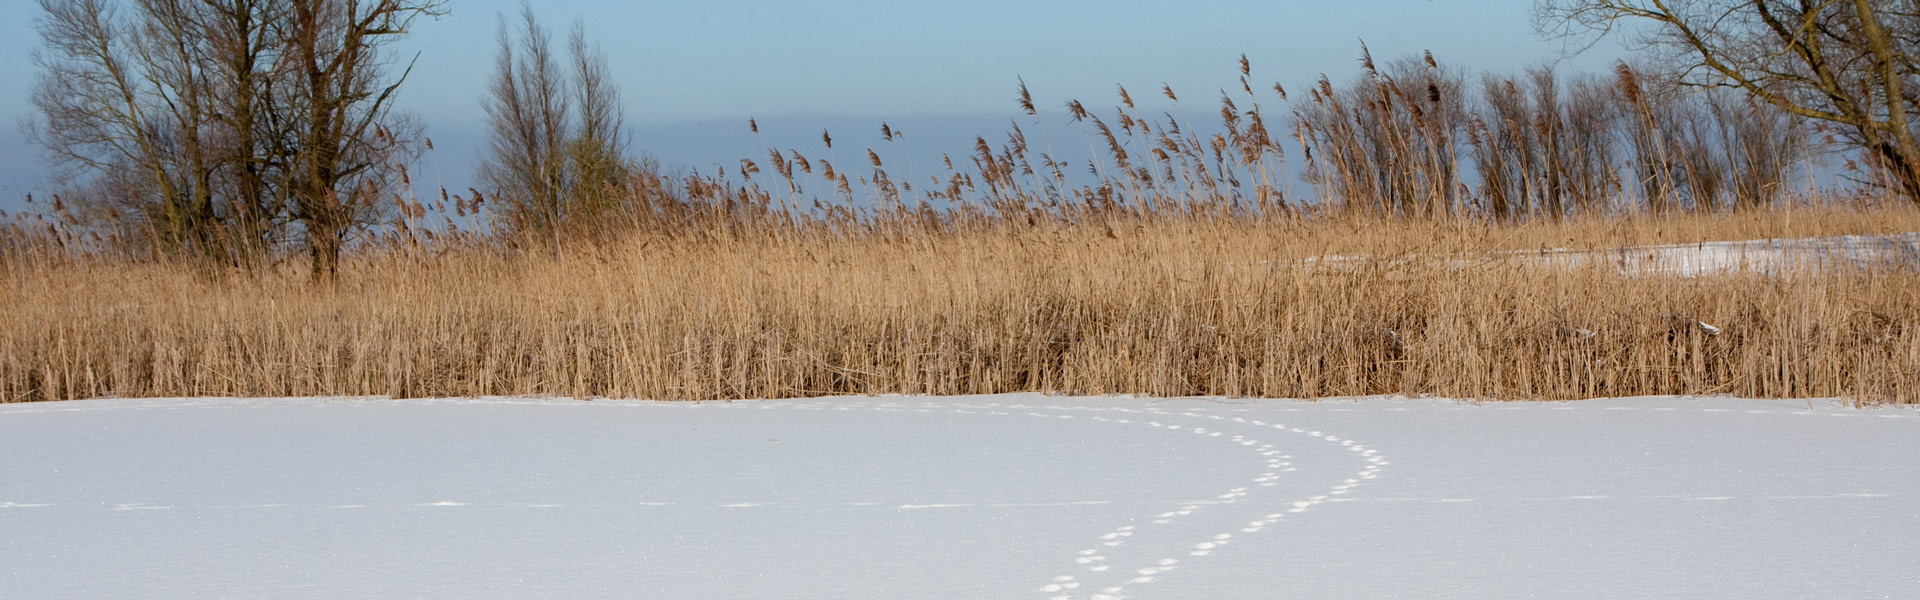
[
  {"left": 746, "top": 400, "right": 1389, "bottom": 600},
  {"left": 1014, "top": 406, "right": 1388, "bottom": 600},
  {"left": 694, "top": 399, "right": 1389, "bottom": 600},
  {"left": 0, "top": 400, "right": 1377, "bottom": 598},
  {"left": 736, "top": 400, "right": 1390, "bottom": 599},
  {"left": 13, "top": 398, "right": 1914, "bottom": 597}
]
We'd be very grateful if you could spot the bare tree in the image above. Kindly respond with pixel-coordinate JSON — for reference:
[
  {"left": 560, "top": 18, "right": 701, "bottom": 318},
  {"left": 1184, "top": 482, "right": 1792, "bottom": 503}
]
[
  {"left": 31, "top": 0, "right": 272, "bottom": 265},
  {"left": 203, "top": 0, "right": 288, "bottom": 260},
  {"left": 29, "top": 0, "right": 442, "bottom": 277},
  {"left": 272, "top": 0, "right": 445, "bottom": 279},
  {"left": 480, "top": 4, "right": 635, "bottom": 242},
  {"left": 1536, "top": 0, "right": 1920, "bottom": 204},
  {"left": 1559, "top": 74, "right": 1625, "bottom": 214},
  {"left": 481, "top": 5, "right": 570, "bottom": 237},
  {"left": 1708, "top": 88, "right": 1808, "bottom": 208},
  {"left": 568, "top": 20, "right": 630, "bottom": 216}
]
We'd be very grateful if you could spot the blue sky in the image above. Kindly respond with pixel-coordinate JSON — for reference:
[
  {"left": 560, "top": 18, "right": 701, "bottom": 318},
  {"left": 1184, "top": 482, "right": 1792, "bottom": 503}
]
[{"left": 0, "top": 0, "right": 1628, "bottom": 210}]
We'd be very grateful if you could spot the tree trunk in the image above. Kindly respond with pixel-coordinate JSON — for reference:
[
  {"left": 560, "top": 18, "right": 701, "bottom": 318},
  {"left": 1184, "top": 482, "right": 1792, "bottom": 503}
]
[
  {"left": 308, "top": 222, "right": 341, "bottom": 282},
  {"left": 1849, "top": 0, "right": 1920, "bottom": 206},
  {"left": 1869, "top": 141, "right": 1920, "bottom": 204}
]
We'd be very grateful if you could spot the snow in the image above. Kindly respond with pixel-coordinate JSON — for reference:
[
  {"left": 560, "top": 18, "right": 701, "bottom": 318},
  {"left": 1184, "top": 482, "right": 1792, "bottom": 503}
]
[
  {"left": 1301, "top": 231, "right": 1920, "bottom": 276},
  {"left": 1521, "top": 232, "right": 1920, "bottom": 276},
  {"left": 3, "top": 395, "right": 1917, "bottom": 599}
]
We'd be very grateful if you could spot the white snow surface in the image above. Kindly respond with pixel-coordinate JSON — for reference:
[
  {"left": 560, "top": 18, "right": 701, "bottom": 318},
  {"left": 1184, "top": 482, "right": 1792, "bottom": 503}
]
[
  {"left": 1302, "top": 231, "right": 1920, "bottom": 276},
  {"left": 3, "top": 394, "right": 1917, "bottom": 599},
  {"left": 1518, "top": 231, "right": 1920, "bottom": 276}
]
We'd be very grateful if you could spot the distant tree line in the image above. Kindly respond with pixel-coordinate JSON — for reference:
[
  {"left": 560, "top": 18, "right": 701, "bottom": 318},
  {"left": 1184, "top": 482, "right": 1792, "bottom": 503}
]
[{"left": 1292, "top": 53, "right": 1811, "bottom": 219}]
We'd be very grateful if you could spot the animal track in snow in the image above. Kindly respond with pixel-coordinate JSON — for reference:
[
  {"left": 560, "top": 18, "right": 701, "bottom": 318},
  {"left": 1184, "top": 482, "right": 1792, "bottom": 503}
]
[
  {"left": 699, "top": 397, "right": 1381, "bottom": 600},
  {"left": 1023, "top": 405, "right": 1392, "bottom": 600},
  {"left": 724, "top": 399, "right": 1380, "bottom": 599}
]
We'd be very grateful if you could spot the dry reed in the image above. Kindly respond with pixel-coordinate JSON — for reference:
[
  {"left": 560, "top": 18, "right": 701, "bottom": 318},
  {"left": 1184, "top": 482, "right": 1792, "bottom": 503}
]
[
  {"left": 8, "top": 53, "right": 1919, "bottom": 405},
  {"left": 5, "top": 205, "right": 1918, "bottom": 405}
]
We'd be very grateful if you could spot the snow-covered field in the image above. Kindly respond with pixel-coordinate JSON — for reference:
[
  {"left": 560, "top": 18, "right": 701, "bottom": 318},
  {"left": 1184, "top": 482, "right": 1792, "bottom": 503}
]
[{"left": 4, "top": 395, "right": 1917, "bottom": 599}]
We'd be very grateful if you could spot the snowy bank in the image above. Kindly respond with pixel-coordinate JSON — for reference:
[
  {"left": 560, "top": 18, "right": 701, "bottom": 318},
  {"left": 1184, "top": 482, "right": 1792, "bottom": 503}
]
[
  {"left": 1302, "top": 231, "right": 1920, "bottom": 276},
  {"left": 3, "top": 395, "right": 1916, "bottom": 599}
]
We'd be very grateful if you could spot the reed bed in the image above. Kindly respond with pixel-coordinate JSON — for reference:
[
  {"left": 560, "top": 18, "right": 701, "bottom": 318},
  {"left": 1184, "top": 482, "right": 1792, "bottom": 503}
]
[
  {"left": 5, "top": 205, "right": 1918, "bottom": 405},
  {"left": 7, "top": 52, "right": 1920, "bottom": 405}
]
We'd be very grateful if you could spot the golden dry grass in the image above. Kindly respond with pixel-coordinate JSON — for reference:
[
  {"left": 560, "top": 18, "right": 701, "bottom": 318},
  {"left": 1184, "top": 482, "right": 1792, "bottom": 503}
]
[{"left": 5, "top": 204, "right": 1918, "bottom": 404}]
